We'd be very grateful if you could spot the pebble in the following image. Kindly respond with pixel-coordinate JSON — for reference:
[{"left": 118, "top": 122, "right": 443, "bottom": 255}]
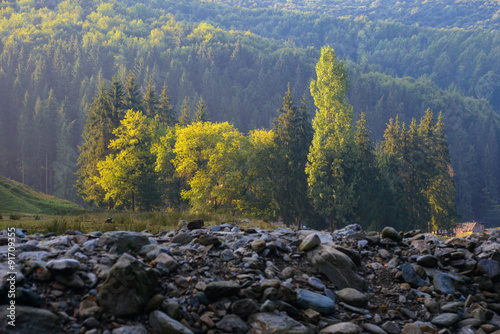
[{"left": 2, "top": 224, "right": 500, "bottom": 334}]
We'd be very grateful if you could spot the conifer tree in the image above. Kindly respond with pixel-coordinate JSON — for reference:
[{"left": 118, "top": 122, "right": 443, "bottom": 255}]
[
  {"left": 143, "top": 76, "right": 159, "bottom": 118},
  {"left": 178, "top": 97, "right": 191, "bottom": 126},
  {"left": 306, "top": 46, "right": 358, "bottom": 231},
  {"left": 76, "top": 83, "right": 118, "bottom": 208},
  {"left": 158, "top": 83, "right": 176, "bottom": 126},
  {"left": 124, "top": 72, "right": 142, "bottom": 112},
  {"left": 273, "top": 84, "right": 312, "bottom": 227},
  {"left": 353, "top": 113, "right": 385, "bottom": 230},
  {"left": 194, "top": 96, "right": 210, "bottom": 123}
]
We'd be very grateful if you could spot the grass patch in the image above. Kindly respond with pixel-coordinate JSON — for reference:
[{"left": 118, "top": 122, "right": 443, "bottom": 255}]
[
  {"left": 0, "top": 210, "right": 279, "bottom": 235},
  {"left": 0, "top": 176, "right": 84, "bottom": 215}
]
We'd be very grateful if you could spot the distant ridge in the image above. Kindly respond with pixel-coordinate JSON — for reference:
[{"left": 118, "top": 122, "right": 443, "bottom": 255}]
[{"left": 0, "top": 176, "right": 83, "bottom": 215}]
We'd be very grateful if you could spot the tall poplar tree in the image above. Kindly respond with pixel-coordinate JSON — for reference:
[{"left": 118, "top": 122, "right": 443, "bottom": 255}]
[{"left": 306, "top": 46, "right": 358, "bottom": 231}]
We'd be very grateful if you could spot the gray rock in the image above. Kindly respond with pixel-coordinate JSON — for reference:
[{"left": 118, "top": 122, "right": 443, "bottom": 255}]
[
  {"left": 402, "top": 263, "right": 428, "bottom": 288},
  {"left": 171, "top": 232, "right": 193, "bottom": 245},
  {"left": 154, "top": 253, "right": 179, "bottom": 272},
  {"left": 0, "top": 306, "right": 64, "bottom": 334},
  {"left": 216, "top": 314, "right": 248, "bottom": 333},
  {"left": 204, "top": 280, "right": 241, "bottom": 299},
  {"left": 308, "top": 276, "right": 326, "bottom": 290},
  {"left": 46, "top": 258, "right": 80, "bottom": 275},
  {"left": 296, "top": 289, "right": 336, "bottom": 315},
  {"left": 433, "top": 273, "right": 455, "bottom": 295},
  {"left": 198, "top": 234, "right": 221, "bottom": 246},
  {"left": 363, "top": 323, "right": 388, "bottom": 334},
  {"left": 337, "top": 287, "right": 369, "bottom": 307},
  {"left": 381, "top": 226, "right": 402, "bottom": 242},
  {"left": 477, "top": 259, "right": 500, "bottom": 280},
  {"left": 150, "top": 310, "right": 194, "bottom": 334},
  {"left": 416, "top": 254, "right": 439, "bottom": 268},
  {"left": 299, "top": 233, "right": 321, "bottom": 251},
  {"left": 248, "top": 312, "right": 311, "bottom": 334},
  {"left": 320, "top": 322, "right": 362, "bottom": 334},
  {"left": 97, "top": 253, "right": 158, "bottom": 316},
  {"left": 187, "top": 219, "right": 204, "bottom": 230},
  {"left": 431, "top": 313, "right": 461, "bottom": 327},
  {"left": 310, "top": 245, "right": 365, "bottom": 290},
  {"left": 381, "top": 321, "right": 400, "bottom": 334},
  {"left": 98, "top": 231, "right": 151, "bottom": 254},
  {"left": 112, "top": 324, "right": 148, "bottom": 334},
  {"left": 251, "top": 239, "right": 266, "bottom": 252},
  {"left": 231, "top": 298, "right": 259, "bottom": 320}
]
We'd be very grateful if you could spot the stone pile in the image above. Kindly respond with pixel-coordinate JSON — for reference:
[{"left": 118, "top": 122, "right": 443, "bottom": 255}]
[{"left": 1, "top": 221, "right": 500, "bottom": 334}]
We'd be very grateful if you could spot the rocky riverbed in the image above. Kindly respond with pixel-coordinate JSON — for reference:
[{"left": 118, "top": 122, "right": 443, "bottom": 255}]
[{"left": 1, "top": 221, "right": 500, "bottom": 334}]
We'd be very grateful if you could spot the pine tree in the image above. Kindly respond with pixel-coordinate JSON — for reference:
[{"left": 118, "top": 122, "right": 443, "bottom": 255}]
[
  {"left": 143, "top": 76, "right": 159, "bottom": 118},
  {"left": 273, "top": 84, "right": 312, "bottom": 227},
  {"left": 178, "top": 97, "right": 191, "bottom": 126},
  {"left": 76, "top": 83, "right": 119, "bottom": 208},
  {"left": 306, "top": 46, "right": 358, "bottom": 231},
  {"left": 108, "top": 75, "right": 126, "bottom": 125},
  {"left": 124, "top": 72, "right": 142, "bottom": 112},
  {"left": 353, "top": 113, "right": 385, "bottom": 230},
  {"left": 158, "top": 83, "right": 176, "bottom": 126},
  {"left": 193, "top": 96, "right": 210, "bottom": 123}
]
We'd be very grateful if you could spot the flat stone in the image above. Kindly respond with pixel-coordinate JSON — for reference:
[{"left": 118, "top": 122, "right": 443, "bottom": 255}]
[
  {"left": 171, "top": 232, "right": 193, "bottom": 245},
  {"left": 337, "top": 287, "right": 369, "bottom": 307},
  {"left": 204, "top": 281, "right": 241, "bottom": 299},
  {"left": 363, "top": 323, "right": 388, "bottom": 334},
  {"left": 112, "top": 324, "right": 148, "bottom": 334},
  {"left": 477, "top": 259, "right": 500, "bottom": 280},
  {"left": 215, "top": 314, "right": 248, "bottom": 333},
  {"left": 296, "top": 289, "right": 336, "bottom": 315},
  {"left": 417, "top": 254, "right": 439, "bottom": 268},
  {"left": 320, "top": 322, "right": 362, "bottom": 334},
  {"left": 198, "top": 234, "right": 221, "bottom": 246},
  {"left": 98, "top": 231, "right": 151, "bottom": 254},
  {"left": 431, "top": 313, "right": 461, "bottom": 327},
  {"left": 0, "top": 306, "right": 64, "bottom": 334},
  {"left": 46, "top": 258, "right": 80, "bottom": 275},
  {"left": 402, "top": 323, "right": 423, "bottom": 334},
  {"left": 150, "top": 310, "right": 194, "bottom": 334},
  {"left": 248, "top": 312, "right": 311, "bottom": 334}
]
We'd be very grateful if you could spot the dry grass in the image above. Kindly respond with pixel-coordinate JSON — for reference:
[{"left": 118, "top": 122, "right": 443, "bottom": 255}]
[{"left": 0, "top": 211, "right": 280, "bottom": 235}]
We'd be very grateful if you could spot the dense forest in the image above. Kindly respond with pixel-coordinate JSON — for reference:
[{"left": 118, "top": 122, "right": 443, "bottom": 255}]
[{"left": 0, "top": 0, "right": 499, "bottom": 227}]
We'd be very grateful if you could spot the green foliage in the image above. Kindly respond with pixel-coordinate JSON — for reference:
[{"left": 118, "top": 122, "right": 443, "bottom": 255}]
[
  {"left": 0, "top": 175, "right": 83, "bottom": 215},
  {"left": 96, "top": 110, "right": 161, "bottom": 211},
  {"left": 306, "top": 46, "right": 358, "bottom": 230},
  {"left": 272, "top": 85, "right": 313, "bottom": 226},
  {"left": 174, "top": 121, "right": 248, "bottom": 212}
]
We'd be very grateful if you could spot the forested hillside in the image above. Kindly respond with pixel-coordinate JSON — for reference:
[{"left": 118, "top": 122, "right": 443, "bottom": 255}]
[
  {"left": 0, "top": 0, "right": 499, "bottom": 227},
  {"left": 203, "top": 0, "right": 500, "bottom": 31}
]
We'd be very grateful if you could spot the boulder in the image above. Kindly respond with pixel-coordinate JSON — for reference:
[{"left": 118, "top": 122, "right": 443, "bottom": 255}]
[
  {"left": 97, "top": 231, "right": 151, "bottom": 254},
  {"left": 97, "top": 253, "right": 158, "bottom": 316},
  {"left": 310, "top": 245, "right": 365, "bottom": 290}
]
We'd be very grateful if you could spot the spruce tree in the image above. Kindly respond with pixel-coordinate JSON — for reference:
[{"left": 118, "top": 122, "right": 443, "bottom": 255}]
[
  {"left": 158, "top": 83, "right": 176, "bottom": 126},
  {"left": 143, "top": 76, "right": 159, "bottom": 118},
  {"left": 273, "top": 84, "right": 312, "bottom": 227},
  {"left": 76, "top": 83, "right": 118, "bottom": 208},
  {"left": 193, "top": 96, "right": 210, "bottom": 123},
  {"left": 178, "top": 97, "right": 191, "bottom": 126},
  {"left": 124, "top": 72, "right": 142, "bottom": 112}
]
